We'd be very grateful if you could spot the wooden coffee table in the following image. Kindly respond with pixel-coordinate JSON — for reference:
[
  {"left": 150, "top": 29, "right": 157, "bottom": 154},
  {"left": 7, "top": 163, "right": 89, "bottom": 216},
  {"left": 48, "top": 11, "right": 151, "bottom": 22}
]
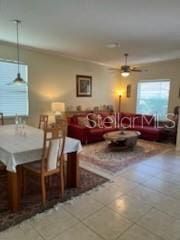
[{"left": 103, "top": 130, "right": 141, "bottom": 151}]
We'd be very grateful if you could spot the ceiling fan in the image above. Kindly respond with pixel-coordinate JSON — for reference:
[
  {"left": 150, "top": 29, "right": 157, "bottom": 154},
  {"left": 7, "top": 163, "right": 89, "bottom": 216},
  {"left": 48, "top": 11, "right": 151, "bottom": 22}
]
[{"left": 120, "top": 53, "right": 143, "bottom": 77}]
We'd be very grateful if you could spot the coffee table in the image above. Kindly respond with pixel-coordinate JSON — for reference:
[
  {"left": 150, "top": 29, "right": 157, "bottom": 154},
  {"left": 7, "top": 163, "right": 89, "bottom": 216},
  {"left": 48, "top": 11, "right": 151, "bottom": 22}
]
[{"left": 103, "top": 130, "right": 141, "bottom": 151}]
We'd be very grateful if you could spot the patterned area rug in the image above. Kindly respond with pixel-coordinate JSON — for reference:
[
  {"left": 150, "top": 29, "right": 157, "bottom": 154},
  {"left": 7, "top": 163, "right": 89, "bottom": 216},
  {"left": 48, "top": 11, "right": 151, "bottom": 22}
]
[
  {"left": 80, "top": 140, "right": 173, "bottom": 175},
  {"left": 0, "top": 168, "right": 107, "bottom": 232}
]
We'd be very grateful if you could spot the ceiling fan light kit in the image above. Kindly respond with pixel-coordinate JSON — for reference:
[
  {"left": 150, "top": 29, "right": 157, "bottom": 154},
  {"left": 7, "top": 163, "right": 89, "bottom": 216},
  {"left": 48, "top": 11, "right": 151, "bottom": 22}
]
[
  {"left": 120, "top": 53, "right": 143, "bottom": 77},
  {"left": 121, "top": 71, "right": 130, "bottom": 77}
]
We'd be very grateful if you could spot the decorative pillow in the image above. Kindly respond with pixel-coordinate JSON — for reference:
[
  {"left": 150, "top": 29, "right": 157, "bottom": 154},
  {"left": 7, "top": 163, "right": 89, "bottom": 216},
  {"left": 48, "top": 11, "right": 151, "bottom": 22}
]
[
  {"left": 88, "top": 113, "right": 103, "bottom": 128},
  {"left": 77, "top": 117, "right": 91, "bottom": 128}
]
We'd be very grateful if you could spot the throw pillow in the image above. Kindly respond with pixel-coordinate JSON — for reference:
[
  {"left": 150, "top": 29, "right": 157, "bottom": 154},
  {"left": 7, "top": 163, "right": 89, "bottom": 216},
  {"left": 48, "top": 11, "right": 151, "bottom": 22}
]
[{"left": 77, "top": 116, "right": 91, "bottom": 128}]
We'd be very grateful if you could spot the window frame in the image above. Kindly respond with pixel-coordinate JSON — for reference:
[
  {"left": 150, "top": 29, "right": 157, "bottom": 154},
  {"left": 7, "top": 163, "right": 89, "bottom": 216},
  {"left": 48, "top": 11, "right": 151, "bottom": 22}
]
[{"left": 136, "top": 79, "right": 171, "bottom": 120}]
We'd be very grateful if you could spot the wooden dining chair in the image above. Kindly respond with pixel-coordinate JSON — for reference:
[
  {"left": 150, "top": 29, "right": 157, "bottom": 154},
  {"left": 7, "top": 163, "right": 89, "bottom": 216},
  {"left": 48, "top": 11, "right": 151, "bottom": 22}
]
[
  {"left": 0, "top": 113, "right": 4, "bottom": 125},
  {"left": 55, "top": 118, "right": 67, "bottom": 135},
  {"left": 23, "top": 126, "right": 66, "bottom": 206},
  {"left": 39, "top": 114, "right": 48, "bottom": 129}
]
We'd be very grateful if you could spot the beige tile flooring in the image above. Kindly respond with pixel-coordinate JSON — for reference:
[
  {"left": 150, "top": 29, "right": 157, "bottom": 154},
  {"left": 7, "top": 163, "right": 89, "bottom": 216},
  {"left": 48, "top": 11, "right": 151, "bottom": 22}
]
[{"left": 1, "top": 150, "right": 180, "bottom": 240}]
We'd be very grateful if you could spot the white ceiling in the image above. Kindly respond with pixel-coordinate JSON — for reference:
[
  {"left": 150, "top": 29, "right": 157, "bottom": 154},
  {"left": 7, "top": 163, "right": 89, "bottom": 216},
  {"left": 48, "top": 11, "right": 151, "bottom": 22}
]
[{"left": 0, "top": 0, "right": 180, "bottom": 66}]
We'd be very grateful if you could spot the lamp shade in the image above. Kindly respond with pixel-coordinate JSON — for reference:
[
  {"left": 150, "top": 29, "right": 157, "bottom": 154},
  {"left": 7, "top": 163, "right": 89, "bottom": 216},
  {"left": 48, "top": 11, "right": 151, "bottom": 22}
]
[
  {"left": 13, "top": 73, "right": 27, "bottom": 85},
  {"left": 51, "top": 102, "right": 65, "bottom": 114}
]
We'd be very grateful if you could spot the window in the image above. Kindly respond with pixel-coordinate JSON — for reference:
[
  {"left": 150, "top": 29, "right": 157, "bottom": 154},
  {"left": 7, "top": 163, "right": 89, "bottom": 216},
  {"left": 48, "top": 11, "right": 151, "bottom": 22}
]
[
  {"left": 136, "top": 80, "right": 170, "bottom": 120},
  {"left": 0, "top": 61, "right": 29, "bottom": 117}
]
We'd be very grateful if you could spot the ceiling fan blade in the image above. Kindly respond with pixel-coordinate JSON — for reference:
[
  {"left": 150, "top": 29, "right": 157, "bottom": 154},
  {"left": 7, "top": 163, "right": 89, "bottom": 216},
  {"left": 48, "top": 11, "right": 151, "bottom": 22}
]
[
  {"left": 108, "top": 68, "right": 119, "bottom": 72},
  {"left": 131, "top": 68, "right": 148, "bottom": 72},
  {"left": 108, "top": 67, "right": 118, "bottom": 70},
  {"left": 131, "top": 68, "right": 142, "bottom": 72}
]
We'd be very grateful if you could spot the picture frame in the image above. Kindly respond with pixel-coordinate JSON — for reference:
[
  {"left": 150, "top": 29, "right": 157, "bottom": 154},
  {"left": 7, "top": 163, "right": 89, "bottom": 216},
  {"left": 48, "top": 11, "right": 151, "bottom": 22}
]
[
  {"left": 76, "top": 75, "right": 92, "bottom": 97},
  {"left": 126, "top": 84, "right": 131, "bottom": 98}
]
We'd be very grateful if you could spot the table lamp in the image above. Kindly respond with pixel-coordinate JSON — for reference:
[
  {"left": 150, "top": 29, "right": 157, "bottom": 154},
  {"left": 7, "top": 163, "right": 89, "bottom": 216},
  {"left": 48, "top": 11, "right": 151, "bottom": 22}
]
[{"left": 51, "top": 102, "right": 65, "bottom": 116}]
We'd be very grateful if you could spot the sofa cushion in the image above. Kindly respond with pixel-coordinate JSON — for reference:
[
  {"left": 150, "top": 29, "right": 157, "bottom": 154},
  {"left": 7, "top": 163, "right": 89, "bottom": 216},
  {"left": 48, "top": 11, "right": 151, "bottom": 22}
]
[
  {"left": 132, "top": 126, "right": 160, "bottom": 134},
  {"left": 127, "top": 125, "right": 163, "bottom": 141},
  {"left": 88, "top": 113, "right": 103, "bottom": 128},
  {"left": 89, "top": 127, "right": 118, "bottom": 135},
  {"left": 141, "top": 115, "right": 155, "bottom": 127},
  {"left": 69, "top": 114, "right": 87, "bottom": 125},
  {"left": 120, "top": 112, "right": 137, "bottom": 126},
  {"left": 120, "top": 112, "right": 155, "bottom": 127},
  {"left": 101, "top": 114, "right": 116, "bottom": 127},
  {"left": 77, "top": 116, "right": 91, "bottom": 128},
  {"left": 89, "top": 128, "right": 105, "bottom": 134}
]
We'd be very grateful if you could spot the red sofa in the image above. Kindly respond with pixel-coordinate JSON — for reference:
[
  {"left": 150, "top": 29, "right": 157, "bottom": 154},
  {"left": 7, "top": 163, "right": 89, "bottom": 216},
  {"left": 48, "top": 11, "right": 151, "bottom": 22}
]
[{"left": 68, "top": 112, "right": 165, "bottom": 144}]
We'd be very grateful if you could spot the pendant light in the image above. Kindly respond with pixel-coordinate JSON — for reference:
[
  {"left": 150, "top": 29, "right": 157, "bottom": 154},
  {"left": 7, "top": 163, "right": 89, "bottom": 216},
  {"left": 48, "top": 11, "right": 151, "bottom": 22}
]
[{"left": 11, "top": 20, "right": 26, "bottom": 85}]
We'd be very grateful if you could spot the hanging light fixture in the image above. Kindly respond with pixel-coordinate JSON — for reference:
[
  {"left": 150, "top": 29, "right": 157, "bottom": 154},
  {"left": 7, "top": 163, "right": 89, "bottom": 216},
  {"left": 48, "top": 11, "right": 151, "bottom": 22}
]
[
  {"left": 10, "top": 20, "right": 26, "bottom": 85},
  {"left": 121, "top": 69, "right": 130, "bottom": 77},
  {"left": 121, "top": 53, "right": 130, "bottom": 77}
]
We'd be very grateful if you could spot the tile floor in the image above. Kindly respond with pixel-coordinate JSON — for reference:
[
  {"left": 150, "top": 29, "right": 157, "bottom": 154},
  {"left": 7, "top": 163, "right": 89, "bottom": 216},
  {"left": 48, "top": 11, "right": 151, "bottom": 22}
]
[{"left": 1, "top": 150, "right": 180, "bottom": 240}]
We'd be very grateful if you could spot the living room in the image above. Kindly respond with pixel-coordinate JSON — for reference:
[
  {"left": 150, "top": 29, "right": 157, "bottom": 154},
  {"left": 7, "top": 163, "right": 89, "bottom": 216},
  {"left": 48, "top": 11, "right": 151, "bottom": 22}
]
[{"left": 0, "top": 0, "right": 180, "bottom": 240}]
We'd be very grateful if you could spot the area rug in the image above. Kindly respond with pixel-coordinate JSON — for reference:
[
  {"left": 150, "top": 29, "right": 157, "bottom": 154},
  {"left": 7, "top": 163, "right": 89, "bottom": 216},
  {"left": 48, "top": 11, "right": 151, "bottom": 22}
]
[
  {"left": 80, "top": 140, "right": 173, "bottom": 175},
  {"left": 0, "top": 168, "right": 107, "bottom": 232}
]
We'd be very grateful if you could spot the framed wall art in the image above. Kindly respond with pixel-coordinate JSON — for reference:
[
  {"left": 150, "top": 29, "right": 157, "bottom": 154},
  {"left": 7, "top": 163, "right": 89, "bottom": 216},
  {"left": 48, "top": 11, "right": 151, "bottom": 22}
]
[
  {"left": 126, "top": 84, "right": 131, "bottom": 98},
  {"left": 76, "top": 75, "right": 92, "bottom": 97}
]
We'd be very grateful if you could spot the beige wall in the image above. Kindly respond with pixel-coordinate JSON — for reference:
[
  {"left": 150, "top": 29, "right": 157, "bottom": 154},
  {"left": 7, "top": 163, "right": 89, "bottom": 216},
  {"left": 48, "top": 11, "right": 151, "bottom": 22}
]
[
  {"left": 0, "top": 42, "right": 120, "bottom": 126},
  {"left": 120, "top": 59, "right": 180, "bottom": 114}
]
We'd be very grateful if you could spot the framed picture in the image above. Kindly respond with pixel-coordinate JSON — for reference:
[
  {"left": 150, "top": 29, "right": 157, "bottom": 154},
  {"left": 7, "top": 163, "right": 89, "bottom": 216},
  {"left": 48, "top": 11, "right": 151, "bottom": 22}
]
[
  {"left": 76, "top": 75, "right": 92, "bottom": 97},
  {"left": 126, "top": 84, "right": 131, "bottom": 98}
]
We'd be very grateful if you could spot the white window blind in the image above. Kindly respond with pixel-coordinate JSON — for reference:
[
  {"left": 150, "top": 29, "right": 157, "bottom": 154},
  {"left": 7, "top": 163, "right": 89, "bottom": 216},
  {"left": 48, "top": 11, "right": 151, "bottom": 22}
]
[
  {"left": 0, "top": 61, "right": 29, "bottom": 117},
  {"left": 136, "top": 80, "right": 170, "bottom": 120}
]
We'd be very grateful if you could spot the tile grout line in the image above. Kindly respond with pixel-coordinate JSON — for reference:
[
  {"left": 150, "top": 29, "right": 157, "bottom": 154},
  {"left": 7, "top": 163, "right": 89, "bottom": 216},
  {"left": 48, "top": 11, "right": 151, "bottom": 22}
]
[{"left": 135, "top": 206, "right": 175, "bottom": 240}]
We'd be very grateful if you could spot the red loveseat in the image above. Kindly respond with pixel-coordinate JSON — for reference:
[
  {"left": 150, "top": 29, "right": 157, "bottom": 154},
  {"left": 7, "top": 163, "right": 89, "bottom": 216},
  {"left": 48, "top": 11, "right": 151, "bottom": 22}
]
[{"left": 68, "top": 112, "right": 165, "bottom": 144}]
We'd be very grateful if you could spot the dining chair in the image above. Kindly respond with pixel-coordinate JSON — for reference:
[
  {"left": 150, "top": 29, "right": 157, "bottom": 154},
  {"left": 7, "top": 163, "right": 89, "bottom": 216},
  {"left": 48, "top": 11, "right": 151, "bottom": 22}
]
[
  {"left": 39, "top": 114, "right": 48, "bottom": 129},
  {"left": 0, "top": 113, "right": 4, "bottom": 125},
  {"left": 23, "top": 126, "right": 66, "bottom": 206},
  {"left": 55, "top": 118, "right": 67, "bottom": 135}
]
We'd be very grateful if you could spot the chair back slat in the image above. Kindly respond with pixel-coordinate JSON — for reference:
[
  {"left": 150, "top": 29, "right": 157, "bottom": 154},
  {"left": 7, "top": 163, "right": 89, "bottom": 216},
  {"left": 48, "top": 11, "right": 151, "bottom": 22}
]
[
  {"left": 0, "top": 113, "right": 4, "bottom": 126},
  {"left": 42, "top": 126, "right": 65, "bottom": 172},
  {"left": 39, "top": 115, "right": 48, "bottom": 129}
]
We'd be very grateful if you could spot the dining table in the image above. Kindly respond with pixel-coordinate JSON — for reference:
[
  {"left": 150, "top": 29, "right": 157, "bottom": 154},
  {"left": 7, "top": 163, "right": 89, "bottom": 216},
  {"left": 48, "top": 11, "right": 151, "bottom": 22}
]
[{"left": 0, "top": 124, "right": 82, "bottom": 212}]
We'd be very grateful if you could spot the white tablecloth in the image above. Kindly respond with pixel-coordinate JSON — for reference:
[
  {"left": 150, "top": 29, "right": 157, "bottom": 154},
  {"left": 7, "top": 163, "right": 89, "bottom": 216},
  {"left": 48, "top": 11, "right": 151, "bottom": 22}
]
[{"left": 0, "top": 125, "right": 82, "bottom": 172}]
